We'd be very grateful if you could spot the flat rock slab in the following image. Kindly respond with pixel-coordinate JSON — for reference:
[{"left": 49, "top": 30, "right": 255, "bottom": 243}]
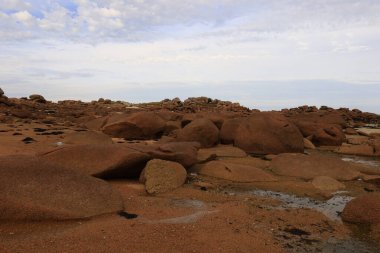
[
  {"left": 0, "top": 155, "right": 123, "bottom": 221},
  {"left": 39, "top": 144, "right": 150, "bottom": 178},
  {"left": 221, "top": 112, "right": 304, "bottom": 155},
  {"left": 311, "top": 176, "right": 346, "bottom": 192},
  {"left": 64, "top": 131, "right": 113, "bottom": 145},
  {"left": 270, "top": 153, "right": 361, "bottom": 181},
  {"left": 197, "top": 145, "right": 247, "bottom": 162},
  {"left": 199, "top": 160, "right": 277, "bottom": 183},
  {"left": 336, "top": 143, "right": 376, "bottom": 157},
  {"left": 357, "top": 128, "right": 380, "bottom": 137}
]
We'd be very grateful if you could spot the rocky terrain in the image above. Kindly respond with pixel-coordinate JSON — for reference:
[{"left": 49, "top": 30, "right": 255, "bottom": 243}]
[{"left": 1, "top": 89, "right": 380, "bottom": 253}]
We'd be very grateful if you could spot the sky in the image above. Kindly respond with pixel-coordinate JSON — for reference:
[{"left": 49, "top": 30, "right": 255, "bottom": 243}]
[{"left": 0, "top": 0, "right": 380, "bottom": 112}]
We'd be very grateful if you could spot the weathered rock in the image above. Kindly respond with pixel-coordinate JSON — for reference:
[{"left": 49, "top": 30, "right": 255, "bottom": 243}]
[
  {"left": 102, "top": 112, "right": 166, "bottom": 140},
  {"left": 199, "top": 160, "right": 277, "bottom": 182},
  {"left": 224, "top": 113, "right": 304, "bottom": 155},
  {"left": 303, "top": 138, "right": 316, "bottom": 149},
  {"left": 197, "top": 112, "right": 226, "bottom": 129},
  {"left": 220, "top": 156, "right": 270, "bottom": 169},
  {"left": 0, "top": 155, "right": 123, "bottom": 221},
  {"left": 155, "top": 110, "right": 183, "bottom": 121},
  {"left": 85, "top": 116, "right": 109, "bottom": 131},
  {"left": 294, "top": 122, "right": 345, "bottom": 146},
  {"left": 342, "top": 193, "right": 380, "bottom": 224},
  {"left": 346, "top": 136, "right": 369, "bottom": 145},
  {"left": 141, "top": 159, "right": 187, "bottom": 194},
  {"left": 311, "top": 176, "right": 345, "bottom": 191},
  {"left": 336, "top": 143, "right": 375, "bottom": 156},
  {"left": 177, "top": 118, "right": 219, "bottom": 148},
  {"left": 29, "top": 94, "right": 47, "bottom": 103},
  {"left": 10, "top": 109, "right": 30, "bottom": 119},
  {"left": 197, "top": 145, "right": 247, "bottom": 162},
  {"left": 40, "top": 144, "right": 150, "bottom": 178},
  {"left": 163, "top": 120, "right": 181, "bottom": 135},
  {"left": 271, "top": 153, "right": 361, "bottom": 180},
  {"left": 147, "top": 142, "right": 200, "bottom": 168},
  {"left": 345, "top": 128, "right": 358, "bottom": 135},
  {"left": 64, "top": 131, "right": 113, "bottom": 145},
  {"left": 0, "top": 87, "right": 4, "bottom": 96},
  {"left": 357, "top": 128, "right": 380, "bottom": 137},
  {"left": 372, "top": 139, "right": 380, "bottom": 156},
  {"left": 220, "top": 118, "right": 242, "bottom": 144},
  {"left": 362, "top": 174, "right": 380, "bottom": 185},
  {"left": 371, "top": 223, "right": 380, "bottom": 241}
]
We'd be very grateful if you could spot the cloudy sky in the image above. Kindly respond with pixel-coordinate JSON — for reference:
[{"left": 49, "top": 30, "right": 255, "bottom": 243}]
[{"left": 1, "top": 0, "right": 379, "bottom": 112}]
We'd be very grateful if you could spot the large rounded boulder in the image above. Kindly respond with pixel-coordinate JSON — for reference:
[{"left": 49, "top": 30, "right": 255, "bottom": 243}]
[
  {"left": 0, "top": 155, "right": 123, "bottom": 221},
  {"left": 39, "top": 144, "right": 150, "bottom": 179},
  {"left": 294, "top": 122, "right": 345, "bottom": 146},
  {"left": 219, "top": 118, "right": 241, "bottom": 144},
  {"left": 102, "top": 112, "right": 166, "bottom": 140},
  {"left": 147, "top": 142, "right": 200, "bottom": 168},
  {"left": 221, "top": 113, "right": 304, "bottom": 155},
  {"left": 342, "top": 193, "right": 380, "bottom": 225},
  {"left": 140, "top": 159, "right": 187, "bottom": 194},
  {"left": 176, "top": 118, "right": 219, "bottom": 148}
]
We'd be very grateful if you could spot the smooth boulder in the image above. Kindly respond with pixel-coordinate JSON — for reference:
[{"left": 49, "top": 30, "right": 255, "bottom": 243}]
[
  {"left": 311, "top": 176, "right": 345, "bottom": 191},
  {"left": 29, "top": 94, "right": 47, "bottom": 103},
  {"left": 102, "top": 112, "right": 166, "bottom": 140},
  {"left": 342, "top": 193, "right": 380, "bottom": 224},
  {"left": 294, "top": 122, "right": 345, "bottom": 146},
  {"left": 336, "top": 143, "right": 375, "bottom": 156},
  {"left": 221, "top": 113, "right": 304, "bottom": 155},
  {"left": 40, "top": 144, "right": 150, "bottom": 178},
  {"left": 147, "top": 142, "right": 200, "bottom": 168},
  {"left": 0, "top": 155, "right": 123, "bottom": 221},
  {"left": 177, "top": 118, "right": 219, "bottom": 148},
  {"left": 140, "top": 159, "right": 187, "bottom": 194}
]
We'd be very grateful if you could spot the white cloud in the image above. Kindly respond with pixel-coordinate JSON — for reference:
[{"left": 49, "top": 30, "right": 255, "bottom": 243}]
[
  {"left": 0, "top": 0, "right": 31, "bottom": 10},
  {"left": 12, "top": 10, "right": 33, "bottom": 25},
  {"left": 0, "top": 1, "right": 380, "bottom": 112}
]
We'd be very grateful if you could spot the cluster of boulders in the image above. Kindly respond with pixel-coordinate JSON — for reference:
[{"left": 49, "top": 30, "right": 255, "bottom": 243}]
[
  {"left": 1, "top": 89, "right": 380, "bottom": 233},
  {"left": 160, "top": 97, "right": 250, "bottom": 112}
]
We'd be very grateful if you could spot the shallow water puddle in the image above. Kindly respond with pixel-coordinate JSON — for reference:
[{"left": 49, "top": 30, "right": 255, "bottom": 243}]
[
  {"left": 342, "top": 156, "right": 380, "bottom": 169},
  {"left": 249, "top": 190, "right": 380, "bottom": 252},
  {"left": 250, "top": 190, "right": 354, "bottom": 221}
]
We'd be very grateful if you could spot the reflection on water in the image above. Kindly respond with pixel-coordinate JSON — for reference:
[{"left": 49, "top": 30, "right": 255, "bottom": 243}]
[
  {"left": 250, "top": 189, "right": 380, "bottom": 253},
  {"left": 342, "top": 156, "right": 380, "bottom": 168}
]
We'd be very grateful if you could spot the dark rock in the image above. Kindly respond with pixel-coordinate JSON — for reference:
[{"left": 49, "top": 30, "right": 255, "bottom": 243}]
[
  {"left": 177, "top": 118, "right": 219, "bottom": 148},
  {"left": 29, "top": 94, "right": 47, "bottom": 103}
]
